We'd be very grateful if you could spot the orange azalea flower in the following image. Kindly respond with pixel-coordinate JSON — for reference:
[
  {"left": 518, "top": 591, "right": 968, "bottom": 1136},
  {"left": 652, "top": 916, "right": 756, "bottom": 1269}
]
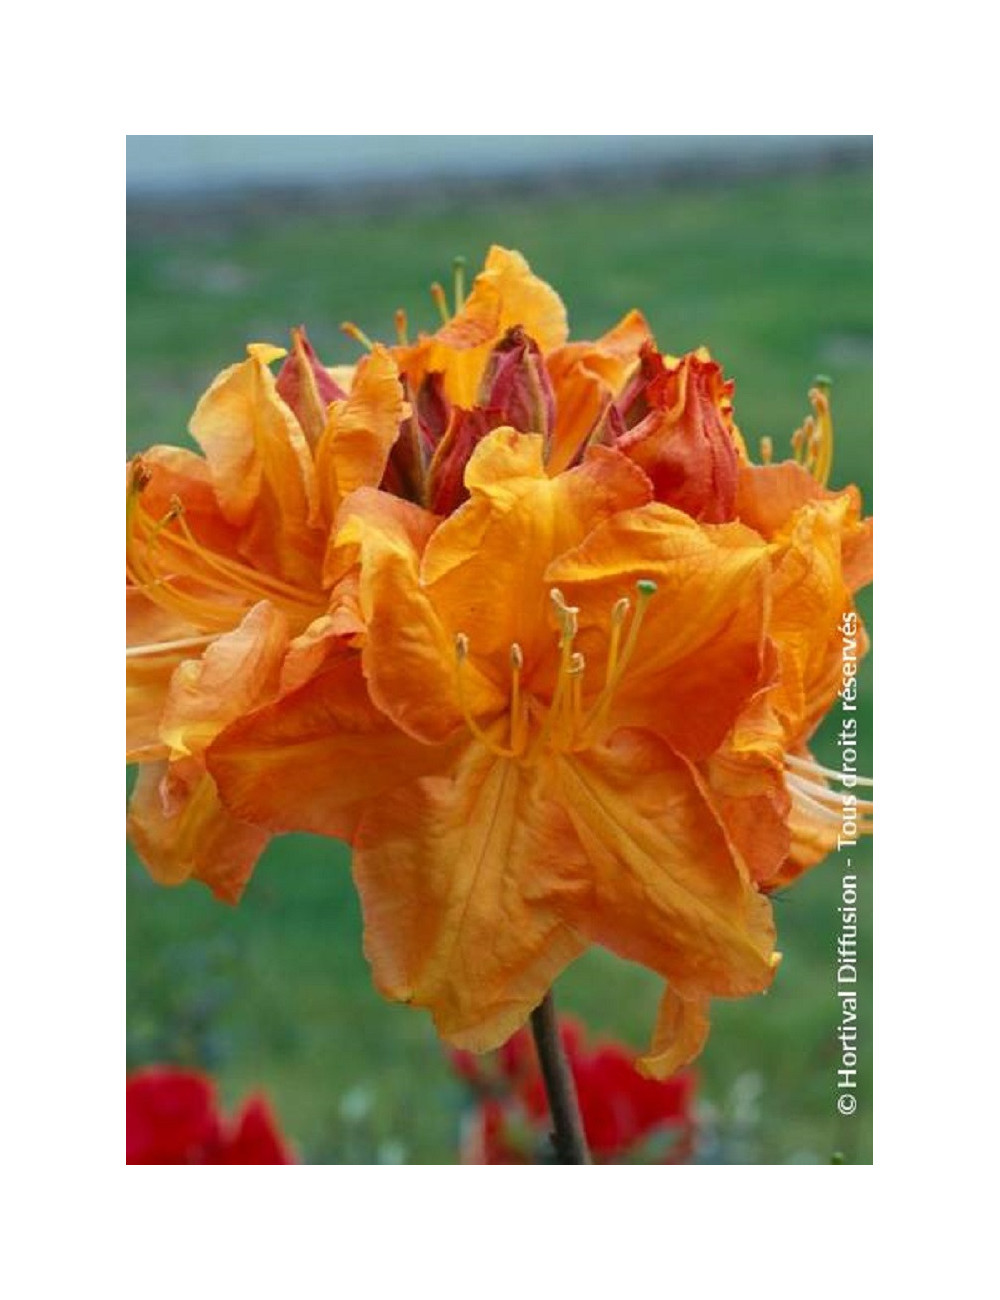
[
  {"left": 127, "top": 333, "right": 407, "bottom": 900},
  {"left": 207, "top": 428, "right": 780, "bottom": 1070},
  {"left": 129, "top": 247, "right": 872, "bottom": 1086}
]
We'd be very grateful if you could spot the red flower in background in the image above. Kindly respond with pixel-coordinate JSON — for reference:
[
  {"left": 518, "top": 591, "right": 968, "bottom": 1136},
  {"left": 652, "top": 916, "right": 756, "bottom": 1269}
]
[
  {"left": 452, "top": 1018, "right": 696, "bottom": 1164},
  {"left": 126, "top": 1067, "right": 293, "bottom": 1165}
]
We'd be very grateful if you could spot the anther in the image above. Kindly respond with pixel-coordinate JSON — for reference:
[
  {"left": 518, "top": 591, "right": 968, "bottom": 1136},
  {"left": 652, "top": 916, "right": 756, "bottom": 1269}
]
[
  {"left": 568, "top": 651, "right": 586, "bottom": 675},
  {"left": 759, "top": 436, "right": 773, "bottom": 465},
  {"left": 453, "top": 256, "right": 467, "bottom": 314},
  {"left": 510, "top": 642, "right": 524, "bottom": 671},
  {"left": 549, "top": 588, "right": 579, "bottom": 643},
  {"left": 394, "top": 308, "right": 409, "bottom": 346},
  {"left": 130, "top": 457, "right": 151, "bottom": 494},
  {"left": 430, "top": 282, "right": 450, "bottom": 326},
  {"left": 455, "top": 632, "right": 470, "bottom": 662},
  {"left": 636, "top": 578, "right": 658, "bottom": 599},
  {"left": 340, "top": 321, "right": 374, "bottom": 350}
]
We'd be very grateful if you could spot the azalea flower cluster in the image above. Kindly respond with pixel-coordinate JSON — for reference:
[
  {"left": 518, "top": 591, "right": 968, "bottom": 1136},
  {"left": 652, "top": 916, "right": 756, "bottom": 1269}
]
[
  {"left": 126, "top": 246, "right": 873, "bottom": 1077},
  {"left": 451, "top": 1017, "right": 696, "bottom": 1163},
  {"left": 126, "top": 1067, "right": 293, "bottom": 1164}
]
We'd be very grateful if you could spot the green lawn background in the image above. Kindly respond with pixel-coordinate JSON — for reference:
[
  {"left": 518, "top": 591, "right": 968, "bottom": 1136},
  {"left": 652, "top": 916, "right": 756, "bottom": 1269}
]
[{"left": 127, "top": 167, "right": 873, "bottom": 1163}]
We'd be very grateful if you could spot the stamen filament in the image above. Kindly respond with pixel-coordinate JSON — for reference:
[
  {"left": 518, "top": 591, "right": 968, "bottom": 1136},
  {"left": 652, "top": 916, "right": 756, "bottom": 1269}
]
[
  {"left": 788, "top": 783, "right": 847, "bottom": 825},
  {"left": 340, "top": 321, "right": 374, "bottom": 350},
  {"left": 430, "top": 282, "right": 450, "bottom": 326},
  {"left": 510, "top": 643, "right": 524, "bottom": 753},
  {"left": 126, "top": 633, "right": 220, "bottom": 659},
  {"left": 583, "top": 580, "right": 657, "bottom": 740},
  {"left": 168, "top": 505, "right": 321, "bottom": 608},
  {"left": 455, "top": 634, "right": 516, "bottom": 759},
  {"left": 784, "top": 752, "right": 873, "bottom": 788},
  {"left": 786, "top": 773, "right": 874, "bottom": 814}
]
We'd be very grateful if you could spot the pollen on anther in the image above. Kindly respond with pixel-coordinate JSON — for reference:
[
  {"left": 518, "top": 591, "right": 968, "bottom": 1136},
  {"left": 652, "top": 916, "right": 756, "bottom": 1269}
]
[
  {"left": 612, "top": 596, "right": 631, "bottom": 626},
  {"left": 455, "top": 632, "right": 470, "bottom": 661},
  {"left": 510, "top": 642, "right": 524, "bottom": 671}
]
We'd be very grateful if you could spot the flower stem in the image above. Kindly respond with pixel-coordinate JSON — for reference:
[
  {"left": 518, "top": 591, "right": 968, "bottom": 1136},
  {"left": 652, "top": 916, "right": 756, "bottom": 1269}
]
[{"left": 529, "top": 990, "right": 593, "bottom": 1164}]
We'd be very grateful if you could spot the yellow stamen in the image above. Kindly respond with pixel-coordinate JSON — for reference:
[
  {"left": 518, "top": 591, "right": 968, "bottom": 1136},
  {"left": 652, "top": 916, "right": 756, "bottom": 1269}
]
[
  {"left": 809, "top": 378, "right": 834, "bottom": 487},
  {"left": 568, "top": 651, "right": 586, "bottom": 735},
  {"left": 584, "top": 580, "right": 657, "bottom": 740},
  {"left": 784, "top": 752, "right": 873, "bottom": 788},
  {"left": 167, "top": 501, "right": 320, "bottom": 610},
  {"left": 394, "top": 308, "right": 409, "bottom": 346},
  {"left": 126, "top": 633, "right": 220, "bottom": 660},
  {"left": 453, "top": 256, "right": 467, "bottom": 314},
  {"left": 759, "top": 436, "right": 773, "bottom": 465},
  {"left": 454, "top": 634, "right": 516, "bottom": 759},
  {"left": 510, "top": 642, "right": 524, "bottom": 751},
  {"left": 340, "top": 321, "right": 374, "bottom": 350},
  {"left": 430, "top": 282, "right": 450, "bottom": 326}
]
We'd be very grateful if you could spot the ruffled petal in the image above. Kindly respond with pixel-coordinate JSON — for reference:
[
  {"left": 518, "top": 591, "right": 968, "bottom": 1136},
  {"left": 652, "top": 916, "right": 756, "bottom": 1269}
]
[
  {"left": 421, "top": 429, "right": 651, "bottom": 671},
  {"left": 127, "top": 759, "right": 269, "bottom": 903},
  {"left": 637, "top": 987, "right": 711, "bottom": 1079},
  {"left": 313, "top": 344, "right": 405, "bottom": 522},
  {"left": 546, "top": 503, "right": 771, "bottom": 759},
  {"left": 206, "top": 655, "right": 459, "bottom": 843},
  {"left": 545, "top": 309, "right": 652, "bottom": 473},
  {"left": 698, "top": 687, "right": 792, "bottom": 889},
  {"left": 159, "top": 602, "right": 290, "bottom": 758},
  {"left": 398, "top": 246, "right": 568, "bottom": 407},
  {"left": 189, "top": 344, "right": 322, "bottom": 586},
  {"left": 126, "top": 587, "right": 201, "bottom": 762},
  {"left": 555, "top": 728, "right": 778, "bottom": 999},
  {"left": 353, "top": 744, "right": 589, "bottom": 1050}
]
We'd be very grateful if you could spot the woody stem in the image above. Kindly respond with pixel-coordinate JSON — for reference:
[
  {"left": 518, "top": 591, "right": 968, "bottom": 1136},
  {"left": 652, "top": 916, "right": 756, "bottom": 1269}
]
[{"left": 529, "top": 990, "right": 593, "bottom": 1164}]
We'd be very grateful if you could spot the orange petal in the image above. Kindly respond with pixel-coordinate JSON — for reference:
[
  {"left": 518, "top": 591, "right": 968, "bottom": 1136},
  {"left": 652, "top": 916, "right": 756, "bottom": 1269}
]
[
  {"left": 698, "top": 688, "right": 792, "bottom": 889},
  {"left": 767, "top": 498, "right": 859, "bottom": 739},
  {"left": 399, "top": 247, "right": 568, "bottom": 407},
  {"left": 128, "top": 759, "right": 269, "bottom": 903},
  {"left": 420, "top": 429, "right": 651, "bottom": 672},
  {"left": 159, "top": 602, "right": 289, "bottom": 758},
  {"left": 556, "top": 728, "right": 778, "bottom": 999},
  {"left": 546, "top": 309, "right": 653, "bottom": 474},
  {"left": 637, "top": 988, "right": 711, "bottom": 1079},
  {"left": 189, "top": 344, "right": 322, "bottom": 586},
  {"left": 126, "top": 587, "right": 201, "bottom": 762},
  {"left": 313, "top": 344, "right": 406, "bottom": 522},
  {"left": 546, "top": 503, "right": 771, "bottom": 759},
  {"left": 206, "top": 655, "right": 459, "bottom": 843},
  {"left": 353, "top": 744, "right": 589, "bottom": 1050},
  {"left": 737, "top": 464, "right": 873, "bottom": 592}
]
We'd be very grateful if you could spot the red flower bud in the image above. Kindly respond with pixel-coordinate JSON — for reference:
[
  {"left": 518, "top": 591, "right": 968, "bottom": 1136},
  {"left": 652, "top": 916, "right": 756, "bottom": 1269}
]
[
  {"left": 276, "top": 327, "right": 347, "bottom": 448},
  {"left": 616, "top": 345, "right": 740, "bottom": 523},
  {"left": 477, "top": 326, "right": 556, "bottom": 443}
]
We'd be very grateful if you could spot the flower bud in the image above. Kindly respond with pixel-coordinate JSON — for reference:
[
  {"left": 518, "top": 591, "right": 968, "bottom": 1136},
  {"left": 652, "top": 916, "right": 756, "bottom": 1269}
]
[
  {"left": 615, "top": 344, "right": 740, "bottom": 523},
  {"left": 477, "top": 326, "right": 556, "bottom": 443},
  {"left": 276, "top": 327, "right": 347, "bottom": 448}
]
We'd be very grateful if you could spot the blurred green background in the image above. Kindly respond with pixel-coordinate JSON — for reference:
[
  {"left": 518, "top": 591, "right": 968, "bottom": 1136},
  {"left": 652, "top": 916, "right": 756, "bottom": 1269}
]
[{"left": 127, "top": 161, "right": 873, "bottom": 1164}]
